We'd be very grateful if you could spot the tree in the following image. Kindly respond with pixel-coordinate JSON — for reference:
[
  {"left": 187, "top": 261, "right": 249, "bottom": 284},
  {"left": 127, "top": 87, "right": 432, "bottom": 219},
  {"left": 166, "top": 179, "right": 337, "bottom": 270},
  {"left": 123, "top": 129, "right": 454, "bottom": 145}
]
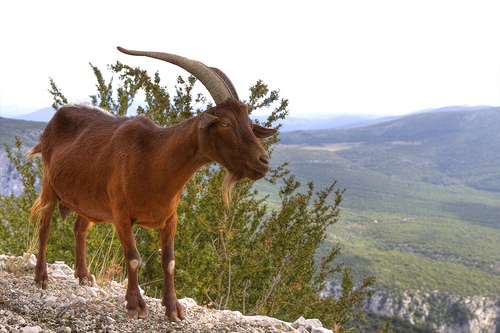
[{"left": 2, "top": 61, "right": 376, "bottom": 331}]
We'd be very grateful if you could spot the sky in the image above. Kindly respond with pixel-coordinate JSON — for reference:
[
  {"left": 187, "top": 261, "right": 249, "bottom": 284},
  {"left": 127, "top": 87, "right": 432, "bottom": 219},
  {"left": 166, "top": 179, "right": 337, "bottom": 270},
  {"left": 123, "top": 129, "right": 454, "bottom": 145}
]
[{"left": 1, "top": 0, "right": 499, "bottom": 118}]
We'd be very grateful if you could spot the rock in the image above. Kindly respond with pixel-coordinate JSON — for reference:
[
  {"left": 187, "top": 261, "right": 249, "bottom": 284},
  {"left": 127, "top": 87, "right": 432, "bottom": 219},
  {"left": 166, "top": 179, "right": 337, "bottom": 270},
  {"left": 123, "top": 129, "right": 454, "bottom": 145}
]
[
  {"left": 72, "top": 296, "right": 86, "bottom": 304},
  {"left": 44, "top": 296, "right": 58, "bottom": 306},
  {"left": 292, "top": 316, "right": 306, "bottom": 329},
  {"left": 21, "top": 326, "right": 42, "bottom": 333},
  {"left": 56, "top": 327, "right": 71, "bottom": 333},
  {"left": 50, "top": 269, "right": 68, "bottom": 279},
  {"left": 86, "top": 287, "right": 98, "bottom": 298},
  {"left": 30, "top": 292, "right": 41, "bottom": 301},
  {"left": 117, "top": 293, "right": 126, "bottom": 303},
  {"left": 305, "top": 318, "right": 323, "bottom": 330},
  {"left": 178, "top": 297, "right": 197, "bottom": 308},
  {"left": 293, "top": 316, "right": 325, "bottom": 332},
  {"left": 255, "top": 319, "right": 274, "bottom": 328},
  {"left": 312, "top": 328, "right": 334, "bottom": 333},
  {"left": 27, "top": 257, "right": 37, "bottom": 269}
]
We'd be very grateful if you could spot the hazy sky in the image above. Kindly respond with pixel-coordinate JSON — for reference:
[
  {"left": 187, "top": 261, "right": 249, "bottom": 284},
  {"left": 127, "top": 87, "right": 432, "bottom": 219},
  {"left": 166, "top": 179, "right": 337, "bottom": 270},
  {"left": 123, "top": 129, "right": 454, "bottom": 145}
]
[{"left": 1, "top": 0, "right": 499, "bottom": 117}]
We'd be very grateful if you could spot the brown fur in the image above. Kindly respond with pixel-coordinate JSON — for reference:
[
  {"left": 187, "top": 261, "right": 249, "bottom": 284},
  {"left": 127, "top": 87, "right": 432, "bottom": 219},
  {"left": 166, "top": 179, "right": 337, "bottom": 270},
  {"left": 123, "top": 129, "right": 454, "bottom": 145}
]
[{"left": 28, "top": 99, "right": 275, "bottom": 322}]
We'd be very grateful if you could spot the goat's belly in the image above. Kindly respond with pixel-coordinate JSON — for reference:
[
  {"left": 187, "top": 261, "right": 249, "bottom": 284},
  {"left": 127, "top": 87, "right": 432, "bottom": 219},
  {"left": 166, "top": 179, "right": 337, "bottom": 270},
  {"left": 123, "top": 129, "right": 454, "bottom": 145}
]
[
  {"left": 59, "top": 199, "right": 113, "bottom": 223},
  {"left": 134, "top": 219, "right": 168, "bottom": 229},
  {"left": 52, "top": 175, "right": 114, "bottom": 223}
]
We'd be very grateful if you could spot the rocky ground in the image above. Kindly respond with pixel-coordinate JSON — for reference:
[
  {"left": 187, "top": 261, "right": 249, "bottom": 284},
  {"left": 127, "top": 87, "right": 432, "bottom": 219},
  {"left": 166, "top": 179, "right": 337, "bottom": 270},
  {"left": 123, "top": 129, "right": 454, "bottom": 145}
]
[{"left": 0, "top": 254, "right": 334, "bottom": 333}]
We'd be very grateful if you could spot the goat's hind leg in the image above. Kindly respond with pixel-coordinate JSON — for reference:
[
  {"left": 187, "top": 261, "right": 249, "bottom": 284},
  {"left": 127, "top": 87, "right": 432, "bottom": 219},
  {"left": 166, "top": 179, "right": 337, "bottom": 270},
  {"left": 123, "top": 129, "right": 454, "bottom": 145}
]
[
  {"left": 160, "top": 214, "right": 185, "bottom": 323},
  {"left": 33, "top": 201, "right": 56, "bottom": 289},
  {"left": 73, "top": 215, "right": 94, "bottom": 285}
]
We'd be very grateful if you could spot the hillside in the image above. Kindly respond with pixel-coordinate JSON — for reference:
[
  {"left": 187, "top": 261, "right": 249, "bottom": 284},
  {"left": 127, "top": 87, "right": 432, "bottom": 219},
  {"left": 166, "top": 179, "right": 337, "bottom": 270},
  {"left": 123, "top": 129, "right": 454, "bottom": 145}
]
[
  {"left": 0, "top": 117, "right": 46, "bottom": 148},
  {"left": 1, "top": 108, "right": 500, "bottom": 331},
  {"left": 257, "top": 107, "right": 500, "bottom": 298}
]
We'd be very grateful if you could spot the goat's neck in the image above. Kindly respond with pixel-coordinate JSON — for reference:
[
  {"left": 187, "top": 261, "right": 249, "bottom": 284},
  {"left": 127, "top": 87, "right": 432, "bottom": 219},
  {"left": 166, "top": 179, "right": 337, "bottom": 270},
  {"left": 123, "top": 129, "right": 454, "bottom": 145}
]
[{"left": 154, "top": 117, "right": 209, "bottom": 190}]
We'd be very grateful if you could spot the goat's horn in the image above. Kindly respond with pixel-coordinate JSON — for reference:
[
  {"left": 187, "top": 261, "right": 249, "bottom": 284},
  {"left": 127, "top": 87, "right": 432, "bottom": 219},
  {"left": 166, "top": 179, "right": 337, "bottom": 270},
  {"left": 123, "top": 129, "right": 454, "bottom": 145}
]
[{"left": 117, "top": 46, "right": 238, "bottom": 104}]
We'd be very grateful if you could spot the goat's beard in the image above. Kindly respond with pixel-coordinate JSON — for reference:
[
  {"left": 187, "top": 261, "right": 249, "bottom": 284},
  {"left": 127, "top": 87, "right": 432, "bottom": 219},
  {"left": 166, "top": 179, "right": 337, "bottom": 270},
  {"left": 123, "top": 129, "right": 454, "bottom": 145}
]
[{"left": 222, "top": 171, "right": 243, "bottom": 208}]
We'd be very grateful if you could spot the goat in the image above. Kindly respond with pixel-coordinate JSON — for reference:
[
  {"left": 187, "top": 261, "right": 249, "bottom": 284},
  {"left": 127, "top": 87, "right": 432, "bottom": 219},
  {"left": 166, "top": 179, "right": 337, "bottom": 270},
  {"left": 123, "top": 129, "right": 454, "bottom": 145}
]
[{"left": 27, "top": 47, "right": 277, "bottom": 322}]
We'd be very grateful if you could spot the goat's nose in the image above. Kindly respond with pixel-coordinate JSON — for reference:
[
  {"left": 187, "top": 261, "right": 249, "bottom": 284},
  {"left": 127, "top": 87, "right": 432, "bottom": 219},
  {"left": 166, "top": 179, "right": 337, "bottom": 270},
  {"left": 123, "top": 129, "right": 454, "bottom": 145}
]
[{"left": 259, "top": 154, "right": 270, "bottom": 166}]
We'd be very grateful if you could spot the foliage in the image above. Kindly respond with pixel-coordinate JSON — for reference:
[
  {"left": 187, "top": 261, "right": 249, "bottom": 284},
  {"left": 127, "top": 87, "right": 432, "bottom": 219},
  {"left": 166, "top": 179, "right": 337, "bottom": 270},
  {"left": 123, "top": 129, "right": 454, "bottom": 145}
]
[
  {"left": 0, "top": 138, "right": 74, "bottom": 260},
  {"left": 265, "top": 133, "right": 500, "bottom": 297},
  {"left": 0, "top": 138, "right": 41, "bottom": 255},
  {"left": 1, "top": 61, "right": 376, "bottom": 331}
]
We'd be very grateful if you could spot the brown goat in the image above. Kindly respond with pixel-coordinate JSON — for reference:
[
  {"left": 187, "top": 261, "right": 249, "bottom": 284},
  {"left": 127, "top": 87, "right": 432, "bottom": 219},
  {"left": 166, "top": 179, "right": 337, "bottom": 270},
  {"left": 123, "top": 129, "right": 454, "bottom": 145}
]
[{"left": 27, "top": 47, "right": 276, "bottom": 322}]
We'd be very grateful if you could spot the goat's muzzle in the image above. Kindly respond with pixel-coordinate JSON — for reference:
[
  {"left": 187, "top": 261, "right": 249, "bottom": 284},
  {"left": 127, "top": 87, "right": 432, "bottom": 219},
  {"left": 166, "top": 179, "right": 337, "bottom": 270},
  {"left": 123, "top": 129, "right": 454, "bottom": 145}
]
[{"left": 244, "top": 154, "right": 271, "bottom": 180}]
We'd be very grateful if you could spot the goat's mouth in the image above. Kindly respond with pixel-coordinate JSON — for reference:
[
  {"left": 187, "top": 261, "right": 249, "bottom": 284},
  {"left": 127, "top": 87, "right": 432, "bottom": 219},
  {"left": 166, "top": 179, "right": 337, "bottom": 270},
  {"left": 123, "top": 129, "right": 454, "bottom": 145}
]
[{"left": 244, "top": 162, "right": 270, "bottom": 180}]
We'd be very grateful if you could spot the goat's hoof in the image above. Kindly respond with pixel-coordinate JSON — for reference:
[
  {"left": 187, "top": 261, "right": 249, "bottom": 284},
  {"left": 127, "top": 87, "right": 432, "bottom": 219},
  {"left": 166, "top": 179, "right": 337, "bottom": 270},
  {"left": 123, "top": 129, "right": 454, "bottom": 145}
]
[
  {"left": 34, "top": 280, "right": 47, "bottom": 289},
  {"left": 76, "top": 275, "right": 94, "bottom": 286},
  {"left": 34, "top": 275, "right": 48, "bottom": 289},
  {"left": 127, "top": 307, "right": 148, "bottom": 319},
  {"left": 166, "top": 313, "right": 182, "bottom": 323},
  {"left": 165, "top": 304, "right": 185, "bottom": 323}
]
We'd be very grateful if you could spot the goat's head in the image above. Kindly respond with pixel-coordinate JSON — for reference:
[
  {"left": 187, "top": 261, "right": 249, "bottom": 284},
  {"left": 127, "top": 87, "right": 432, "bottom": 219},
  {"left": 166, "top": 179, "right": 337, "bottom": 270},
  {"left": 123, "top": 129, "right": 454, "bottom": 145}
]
[{"left": 117, "top": 47, "right": 277, "bottom": 203}]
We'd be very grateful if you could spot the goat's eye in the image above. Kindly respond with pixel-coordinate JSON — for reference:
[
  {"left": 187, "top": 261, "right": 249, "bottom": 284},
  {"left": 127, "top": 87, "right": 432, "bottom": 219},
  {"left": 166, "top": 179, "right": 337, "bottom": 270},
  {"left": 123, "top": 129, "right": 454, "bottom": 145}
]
[{"left": 219, "top": 121, "right": 229, "bottom": 127}]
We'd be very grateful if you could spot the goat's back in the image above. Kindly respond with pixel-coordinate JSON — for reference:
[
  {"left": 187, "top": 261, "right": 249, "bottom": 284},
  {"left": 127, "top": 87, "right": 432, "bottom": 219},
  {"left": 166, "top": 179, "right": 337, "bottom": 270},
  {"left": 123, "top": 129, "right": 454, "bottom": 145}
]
[
  {"left": 41, "top": 104, "right": 159, "bottom": 159},
  {"left": 37, "top": 104, "right": 163, "bottom": 222}
]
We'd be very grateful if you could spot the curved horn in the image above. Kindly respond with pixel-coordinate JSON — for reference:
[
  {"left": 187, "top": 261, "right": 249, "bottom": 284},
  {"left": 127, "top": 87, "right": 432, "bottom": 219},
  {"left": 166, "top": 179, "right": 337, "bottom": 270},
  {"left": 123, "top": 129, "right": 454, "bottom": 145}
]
[{"left": 117, "top": 46, "right": 238, "bottom": 104}]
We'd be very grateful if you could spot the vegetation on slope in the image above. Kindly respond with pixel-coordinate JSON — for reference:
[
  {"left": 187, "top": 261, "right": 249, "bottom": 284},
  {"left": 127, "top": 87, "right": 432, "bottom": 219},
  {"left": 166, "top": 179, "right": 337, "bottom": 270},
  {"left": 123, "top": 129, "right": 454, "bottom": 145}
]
[{"left": 255, "top": 108, "right": 500, "bottom": 297}]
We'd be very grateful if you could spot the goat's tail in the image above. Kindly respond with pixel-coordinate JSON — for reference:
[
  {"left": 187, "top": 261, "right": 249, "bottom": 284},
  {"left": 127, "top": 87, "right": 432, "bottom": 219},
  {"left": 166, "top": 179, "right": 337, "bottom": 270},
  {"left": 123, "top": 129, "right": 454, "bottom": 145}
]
[
  {"left": 27, "top": 142, "right": 46, "bottom": 221},
  {"left": 30, "top": 196, "right": 47, "bottom": 222},
  {"left": 26, "top": 143, "right": 42, "bottom": 160}
]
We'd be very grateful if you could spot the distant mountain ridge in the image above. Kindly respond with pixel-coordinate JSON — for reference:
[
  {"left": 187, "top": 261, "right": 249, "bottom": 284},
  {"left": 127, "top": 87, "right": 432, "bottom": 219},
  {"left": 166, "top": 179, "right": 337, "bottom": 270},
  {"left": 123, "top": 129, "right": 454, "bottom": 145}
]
[
  {"left": 278, "top": 106, "right": 500, "bottom": 192},
  {"left": 3, "top": 104, "right": 495, "bottom": 131},
  {"left": 9, "top": 106, "right": 55, "bottom": 122},
  {"left": 279, "top": 106, "right": 500, "bottom": 144}
]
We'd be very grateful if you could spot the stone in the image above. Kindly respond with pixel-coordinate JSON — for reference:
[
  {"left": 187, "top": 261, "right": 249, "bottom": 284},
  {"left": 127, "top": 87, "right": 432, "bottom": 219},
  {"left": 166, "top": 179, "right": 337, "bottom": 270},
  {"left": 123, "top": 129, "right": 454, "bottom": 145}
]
[
  {"left": 87, "top": 288, "right": 98, "bottom": 298},
  {"left": 30, "top": 292, "right": 41, "bottom": 301},
  {"left": 305, "top": 318, "right": 323, "bottom": 330},
  {"left": 255, "top": 320, "right": 274, "bottom": 328},
  {"left": 50, "top": 269, "right": 68, "bottom": 279},
  {"left": 292, "top": 316, "right": 306, "bottom": 329},
  {"left": 27, "top": 258, "right": 37, "bottom": 269},
  {"left": 312, "top": 328, "right": 334, "bottom": 333},
  {"left": 178, "top": 297, "right": 197, "bottom": 307},
  {"left": 21, "top": 326, "right": 42, "bottom": 333},
  {"left": 44, "top": 296, "right": 58, "bottom": 306},
  {"left": 72, "top": 296, "right": 86, "bottom": 304}
]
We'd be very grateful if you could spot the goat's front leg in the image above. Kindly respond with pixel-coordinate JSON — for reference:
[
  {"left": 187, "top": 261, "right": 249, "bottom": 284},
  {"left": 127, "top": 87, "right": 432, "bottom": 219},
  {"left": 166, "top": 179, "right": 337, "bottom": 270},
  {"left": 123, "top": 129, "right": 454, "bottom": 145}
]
[
  {"left": 114, "top": 219, "right": 148, "bottom": 319},
  {"left": 73, "top": 215, "right": 93, "bottom": 285},
  {"left": 160, "top": 213, "right": 185, "bottom": 322}
]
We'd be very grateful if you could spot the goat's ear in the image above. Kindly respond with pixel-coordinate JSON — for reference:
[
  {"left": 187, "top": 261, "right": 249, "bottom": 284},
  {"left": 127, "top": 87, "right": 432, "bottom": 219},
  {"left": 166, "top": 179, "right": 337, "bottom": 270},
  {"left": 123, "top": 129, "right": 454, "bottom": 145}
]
[
  {"left": 252, "top": 124, "right": 277, "bottom": 138},
  {"left": 199, "top": 112, "right": 219, "bottom": 129}
]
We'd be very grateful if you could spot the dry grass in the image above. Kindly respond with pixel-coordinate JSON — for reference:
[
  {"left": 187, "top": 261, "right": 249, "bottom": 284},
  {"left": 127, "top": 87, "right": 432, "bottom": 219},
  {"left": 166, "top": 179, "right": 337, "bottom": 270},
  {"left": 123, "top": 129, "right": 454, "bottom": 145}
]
[{"left": 88, "top": 229, "right": 125, "bottom": 284}]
